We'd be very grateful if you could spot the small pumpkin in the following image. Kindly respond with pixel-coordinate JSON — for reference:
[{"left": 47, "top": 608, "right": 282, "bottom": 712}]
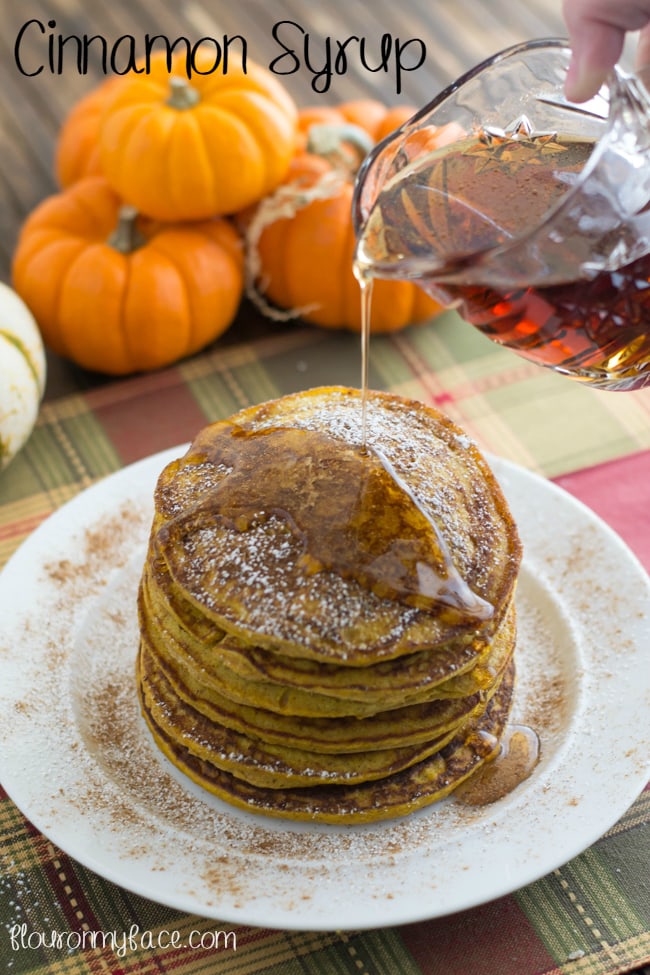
[
  {"left": 12, "top": 177, "right": 244, "bottom": 376},
  {"left": 99, "top": 54, "right": 299, "bottom": 221},
  {"left": 244, "top": 115, "right": 444, "bottom": 333},
  {"left": 0, "top": 282, "right": 46, "bottom": 470},
  {"left": 54, "top": 53, "right": 184, "bottom": 188},
  {"left": 55, "top": 76, "right": 124, "bottom": 188},
  {"left": 296, "top": 99, "right": 417, "bottom": 147}
]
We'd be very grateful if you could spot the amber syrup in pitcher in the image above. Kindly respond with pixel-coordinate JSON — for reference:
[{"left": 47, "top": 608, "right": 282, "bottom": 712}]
[{"left": 355, "top": 131, "right": 650, "bottom": 390}]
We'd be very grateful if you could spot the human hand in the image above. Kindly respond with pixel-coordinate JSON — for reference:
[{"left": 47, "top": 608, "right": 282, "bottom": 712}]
[{"left": 563, "top": 0, "right": 650, "bottom": 100}]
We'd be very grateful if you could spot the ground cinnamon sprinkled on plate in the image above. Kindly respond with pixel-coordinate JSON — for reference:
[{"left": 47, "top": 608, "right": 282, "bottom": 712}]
[{"left": 44, "top": 503, "right": 147, "bottom": 594}]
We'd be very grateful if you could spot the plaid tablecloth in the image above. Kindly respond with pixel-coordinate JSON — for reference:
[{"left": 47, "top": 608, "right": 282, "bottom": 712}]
[{"left": 1, "top": 310, "right": 649, "bottom": 975}]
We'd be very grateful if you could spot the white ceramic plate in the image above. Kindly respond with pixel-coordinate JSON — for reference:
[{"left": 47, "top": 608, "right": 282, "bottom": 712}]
[{"left": 0, "top": 448, "right": 649, "bottom": 931}]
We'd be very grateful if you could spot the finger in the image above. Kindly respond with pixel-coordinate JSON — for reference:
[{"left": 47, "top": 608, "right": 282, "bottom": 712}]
[
  {"left": 635, "top": 22, "right": 650, "bottom": 76},
  {"left": 564, "top": 19, "right": 626, "bottom": 101}
]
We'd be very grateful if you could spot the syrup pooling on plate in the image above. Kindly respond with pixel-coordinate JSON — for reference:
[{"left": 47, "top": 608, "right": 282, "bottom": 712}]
[
  {"left": 168, "top": 422, "right": 493, "bottom": 619},
  {"left": 454, "top": 724, "right": 541, "bottom": 806}
]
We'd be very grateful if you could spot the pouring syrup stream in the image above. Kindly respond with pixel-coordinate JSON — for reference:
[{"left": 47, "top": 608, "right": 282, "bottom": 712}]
[{"left": 358, "top": 273, "right": 373, "bottom": 452}]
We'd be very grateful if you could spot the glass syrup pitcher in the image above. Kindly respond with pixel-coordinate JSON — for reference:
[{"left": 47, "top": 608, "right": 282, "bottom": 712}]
[{"left": 352, "top": 38, "right": 650, "bottom": 390}]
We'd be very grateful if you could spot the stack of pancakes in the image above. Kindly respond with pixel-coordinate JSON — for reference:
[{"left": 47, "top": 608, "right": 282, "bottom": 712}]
[{"left": 137, "top": 386, "right": 522, "bottom": 823}]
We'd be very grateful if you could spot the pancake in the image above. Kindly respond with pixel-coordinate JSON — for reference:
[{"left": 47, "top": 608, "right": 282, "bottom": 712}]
[
  {"left": 139, "top": 658, "right": 516, "bottom": 824},
  {"left": 137, "top": 646, "right": 493, "bottom": 788},
  {"left": 138, "top": 611, "right": 514, "bottom": 752},
  {"left": 137, "top": 386, "right": 522, "bottom": 822},
  {"left": 151, "top": 387, "right": 521, "bottom": 664},
  {"left": 143, "top": 550, "right": 488, "bottom": 691},
  {"left": 140, "top": 563, "right": 516, "bottom": 718}
]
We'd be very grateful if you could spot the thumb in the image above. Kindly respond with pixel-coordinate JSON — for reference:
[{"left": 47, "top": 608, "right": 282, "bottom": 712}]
[
  {"left": 564, "top": 22, "right": 626, "bottom": 101},
  {"left": 635, "top": 22, "right": 650, "bottom": 80},
  {"left": 565, "top": 58, "right": 609, "bottom": 102}
]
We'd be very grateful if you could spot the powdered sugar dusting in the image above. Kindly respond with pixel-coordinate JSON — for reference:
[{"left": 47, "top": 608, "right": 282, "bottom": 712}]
[
  {"left": 177, "top": 515, "right": 417, "bottom": 656},
  {"left": 155, "top": 391, "right": 517, "bottom": 660}
]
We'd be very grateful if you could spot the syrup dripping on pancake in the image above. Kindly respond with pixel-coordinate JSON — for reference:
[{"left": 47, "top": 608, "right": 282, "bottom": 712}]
[{"left": 173, "top": 423, "right": 492, "bottom": 620}]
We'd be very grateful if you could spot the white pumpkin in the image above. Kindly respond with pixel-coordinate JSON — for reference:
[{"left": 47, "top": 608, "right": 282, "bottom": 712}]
[{"left": 0, "top": 281, "right": 46, "bottom": 469}]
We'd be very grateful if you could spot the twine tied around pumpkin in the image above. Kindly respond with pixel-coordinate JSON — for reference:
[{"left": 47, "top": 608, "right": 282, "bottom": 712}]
[
  {"left": 305, "top": 123, "right": 374, "bottom": 172},
  {"left": 244, "top": 123, "right": 375, "bottom": 322}
]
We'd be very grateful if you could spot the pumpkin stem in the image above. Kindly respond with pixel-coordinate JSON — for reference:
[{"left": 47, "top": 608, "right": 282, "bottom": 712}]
[
  {"left": 307, "top": 123, "right": 375, "bottom": 174},
  {"left": 108, "top": 205, "right": 146, "bottom": 254},
  {"left": 167, "top": 75, "right": 201, "bottom": 110}
]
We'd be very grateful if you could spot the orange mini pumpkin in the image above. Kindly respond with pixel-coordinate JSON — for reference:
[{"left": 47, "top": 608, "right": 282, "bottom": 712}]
[
  {"left": 99, "top": 55, "right": 298, "bottom": 221},
  {"left": 245, "top": 117, "right": 443, "bottom": 333},
  {"left": 55, "top": 76, "right": 124, "bottom": 188},
  {"left": 54, "top": 53, "right": 183, "bottom": 188},
  {"left": 296, "top": 99, "right": 417, "bottom": 147},
  {"left": 12, "top": 177, "right": 244, "bottom": 375}
]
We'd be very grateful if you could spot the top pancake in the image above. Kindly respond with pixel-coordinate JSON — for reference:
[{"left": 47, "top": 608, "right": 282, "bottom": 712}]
[{"left": 150, "top": 386, "right": 522, "bottom": 665}]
